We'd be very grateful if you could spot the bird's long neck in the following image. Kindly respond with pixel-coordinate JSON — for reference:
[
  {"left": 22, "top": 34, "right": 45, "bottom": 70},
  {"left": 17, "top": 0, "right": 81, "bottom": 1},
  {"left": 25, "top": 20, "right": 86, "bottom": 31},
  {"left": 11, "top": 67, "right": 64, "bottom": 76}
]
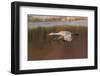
[{"left": 53, "top": 33, "right": 60, "bottom": 35}]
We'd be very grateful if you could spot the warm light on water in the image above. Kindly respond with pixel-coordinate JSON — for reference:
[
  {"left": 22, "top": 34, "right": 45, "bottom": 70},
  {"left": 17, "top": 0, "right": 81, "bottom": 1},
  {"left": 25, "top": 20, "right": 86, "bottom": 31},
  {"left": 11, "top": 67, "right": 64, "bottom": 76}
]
[{"left": 28, "top": 15, "right": 88, "bottom": 61}]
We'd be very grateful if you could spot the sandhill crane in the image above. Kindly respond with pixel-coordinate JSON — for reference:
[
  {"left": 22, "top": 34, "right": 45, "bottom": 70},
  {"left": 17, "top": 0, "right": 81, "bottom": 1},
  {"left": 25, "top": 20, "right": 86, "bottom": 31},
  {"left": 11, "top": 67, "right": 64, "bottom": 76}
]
[{"left": 48, "top": 31, "right": 79, "bottom": 42}]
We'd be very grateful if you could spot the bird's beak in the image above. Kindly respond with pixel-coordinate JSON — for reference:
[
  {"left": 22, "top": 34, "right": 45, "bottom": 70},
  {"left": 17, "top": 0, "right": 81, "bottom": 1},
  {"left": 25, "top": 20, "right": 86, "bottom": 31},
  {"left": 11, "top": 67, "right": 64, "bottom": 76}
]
[
  {"left": 48, "top": 33, "right": 50, "bottom": 35},
  {"left": 48, "top": 33, "right": 52, "bottom": 35}
]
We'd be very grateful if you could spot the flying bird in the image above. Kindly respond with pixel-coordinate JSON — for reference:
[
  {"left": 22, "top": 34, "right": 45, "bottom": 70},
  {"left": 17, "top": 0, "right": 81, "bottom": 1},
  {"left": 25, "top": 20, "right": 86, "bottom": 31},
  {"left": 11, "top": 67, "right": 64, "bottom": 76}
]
[{"left": 48, "top": 31, "right": 79, "bottom": 42}]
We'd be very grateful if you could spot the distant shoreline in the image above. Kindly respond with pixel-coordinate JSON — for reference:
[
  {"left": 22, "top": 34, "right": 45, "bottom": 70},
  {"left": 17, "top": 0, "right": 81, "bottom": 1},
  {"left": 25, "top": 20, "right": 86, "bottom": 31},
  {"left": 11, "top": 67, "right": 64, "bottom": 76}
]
[{"left": 28, "top": 20, "right": 87, "bottom": 29}]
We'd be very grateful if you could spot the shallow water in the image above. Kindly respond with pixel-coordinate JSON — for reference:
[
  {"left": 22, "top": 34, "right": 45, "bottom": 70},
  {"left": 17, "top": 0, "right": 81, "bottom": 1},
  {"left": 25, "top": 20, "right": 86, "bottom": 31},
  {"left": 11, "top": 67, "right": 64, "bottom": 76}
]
[{"left": 28, "top": 26, "right": 88, "bottom": 61}]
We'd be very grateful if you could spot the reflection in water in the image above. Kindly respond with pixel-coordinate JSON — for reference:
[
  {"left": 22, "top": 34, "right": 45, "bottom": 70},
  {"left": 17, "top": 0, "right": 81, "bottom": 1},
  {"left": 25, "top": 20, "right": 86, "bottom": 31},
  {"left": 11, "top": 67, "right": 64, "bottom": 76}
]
[{"left": 28, "top": 25, "right": 88, "bottom": 61}]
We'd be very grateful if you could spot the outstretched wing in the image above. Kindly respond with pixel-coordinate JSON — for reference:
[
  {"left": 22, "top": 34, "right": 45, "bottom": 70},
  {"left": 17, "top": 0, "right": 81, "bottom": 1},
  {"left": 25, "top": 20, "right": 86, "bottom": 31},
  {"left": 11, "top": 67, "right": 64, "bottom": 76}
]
[{"left": 64, "top": 34, "right": 72, "bottom": 41}]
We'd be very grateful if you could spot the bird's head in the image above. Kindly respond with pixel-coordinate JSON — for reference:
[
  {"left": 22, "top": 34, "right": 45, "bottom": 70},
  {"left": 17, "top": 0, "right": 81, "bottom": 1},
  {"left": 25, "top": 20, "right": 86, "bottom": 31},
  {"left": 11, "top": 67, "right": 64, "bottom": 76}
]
[{"left": 48, "top": 32, "right": 54, "bottom": 36}]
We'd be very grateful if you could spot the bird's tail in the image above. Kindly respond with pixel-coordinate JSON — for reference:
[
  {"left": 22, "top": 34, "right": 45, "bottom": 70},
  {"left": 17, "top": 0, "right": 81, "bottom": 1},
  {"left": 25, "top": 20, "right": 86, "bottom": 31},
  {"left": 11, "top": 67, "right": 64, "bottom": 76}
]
[{"left": 72, "top": 33, "right": 79, "bottom": 36}]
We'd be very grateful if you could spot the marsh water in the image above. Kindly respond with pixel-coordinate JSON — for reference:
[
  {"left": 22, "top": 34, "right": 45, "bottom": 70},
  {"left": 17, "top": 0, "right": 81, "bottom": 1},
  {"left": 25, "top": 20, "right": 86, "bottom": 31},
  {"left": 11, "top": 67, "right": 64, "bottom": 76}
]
[{"left": 28, "top": 20, "right": 88, "bottom": 60}]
